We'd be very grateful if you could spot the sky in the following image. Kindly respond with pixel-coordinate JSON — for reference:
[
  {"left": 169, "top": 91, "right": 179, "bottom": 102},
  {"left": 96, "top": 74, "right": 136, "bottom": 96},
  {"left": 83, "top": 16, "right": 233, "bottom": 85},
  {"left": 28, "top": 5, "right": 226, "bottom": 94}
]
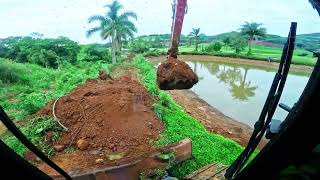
[{"left": 0, "top": 0, "right": 319, "bottom": 44}]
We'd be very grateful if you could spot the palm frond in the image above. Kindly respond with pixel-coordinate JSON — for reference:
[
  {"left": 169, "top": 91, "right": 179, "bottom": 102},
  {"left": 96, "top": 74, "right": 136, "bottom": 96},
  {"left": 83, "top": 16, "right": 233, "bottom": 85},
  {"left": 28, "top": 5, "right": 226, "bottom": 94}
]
[
  {"left": 88, "top": 15, "right": 105, "bottom": 23},
  {"left": 105, "top": 1, "right": 123, "bottom": 20},
  {"left": 101, "top": 27, "right": 114, "bottom": 39},
  {"left": 239, "top": 22, "right": 266, "bottom": 37},
  {"left": 117, "top": 20, "right": 137, "bottom": 33},
  {"left": 120, "top": 11, "right": 138, "bottom": 20},
  {"left": 86, "top": 26, "right": 102, "bottom": 38}
]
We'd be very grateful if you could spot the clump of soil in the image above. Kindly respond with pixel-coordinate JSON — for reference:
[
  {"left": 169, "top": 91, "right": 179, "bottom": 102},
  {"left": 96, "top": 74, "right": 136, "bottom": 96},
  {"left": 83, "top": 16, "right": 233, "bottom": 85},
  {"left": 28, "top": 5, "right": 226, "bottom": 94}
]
[
  {"left": 35, "top": 72, "right": 164, "bottom": 174},
  {"left": 157, "top": 57, "right": 198, "bottom": 90},
  {"left": 98, "top": 70, "right": 112, "bottom": 80}
]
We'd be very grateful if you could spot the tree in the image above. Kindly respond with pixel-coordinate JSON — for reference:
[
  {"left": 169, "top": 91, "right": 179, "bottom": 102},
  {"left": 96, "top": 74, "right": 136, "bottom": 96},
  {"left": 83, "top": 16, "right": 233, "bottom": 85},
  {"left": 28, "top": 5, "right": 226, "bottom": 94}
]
[
  {"left": 0, "top": 36, "right": 80, "bottom": 68},
  {"left": 78, "top": 44, "right": 111, "bottom": 63},
  {"left": 187, "top": 34, "right": 193, "bottom": 47},
  {"left": 205, "top": 41, "right": 223, "bottom": 52},
  {"left": 222, "top": 36, "right": 232, "bottom": 51},
  {"left": 230, "top": 68, "right": 257, "bottom": 101},
  {"left": 188, "top": 28, "right": 201, "bottom": 51},
  {"left": 239, "top": 22, "right": 266, "bottom": 55},
  {"left": 87, "top": 0, "right": 137, "bottom": 64},
  {"left": 129, "top": 38, "right": 150, "bottom": 53},
  {"left": 230, "top": 36, "right": 247, "bottom": 54}
]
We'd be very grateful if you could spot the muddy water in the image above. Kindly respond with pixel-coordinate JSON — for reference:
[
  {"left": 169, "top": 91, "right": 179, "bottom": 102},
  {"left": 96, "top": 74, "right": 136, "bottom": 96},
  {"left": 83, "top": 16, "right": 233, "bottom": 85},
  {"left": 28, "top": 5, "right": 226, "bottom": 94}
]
[{"left": 186, "top": 60, "right": 310, "bottom": 127}]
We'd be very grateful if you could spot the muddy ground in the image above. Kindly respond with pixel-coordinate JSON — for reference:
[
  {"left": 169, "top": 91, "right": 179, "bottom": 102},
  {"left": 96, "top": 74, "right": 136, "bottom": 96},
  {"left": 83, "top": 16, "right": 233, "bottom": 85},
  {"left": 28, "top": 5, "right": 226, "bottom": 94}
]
[{"left": 34, "top": 72, "right": 164, "bottom": 175}]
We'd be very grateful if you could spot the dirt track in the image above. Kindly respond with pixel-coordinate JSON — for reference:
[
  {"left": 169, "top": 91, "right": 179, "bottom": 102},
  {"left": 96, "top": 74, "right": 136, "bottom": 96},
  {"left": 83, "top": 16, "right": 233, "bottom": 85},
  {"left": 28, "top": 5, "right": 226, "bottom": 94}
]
[{"left": 35, "top": 72, "right": 164, "bottom": 175}]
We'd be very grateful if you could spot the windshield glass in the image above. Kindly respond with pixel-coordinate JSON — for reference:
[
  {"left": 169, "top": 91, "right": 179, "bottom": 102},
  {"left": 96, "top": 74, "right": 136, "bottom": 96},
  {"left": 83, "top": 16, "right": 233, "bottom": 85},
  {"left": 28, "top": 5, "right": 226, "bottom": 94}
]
[{"left": 0, "top": 0, "right": 319, "bottom": 179}]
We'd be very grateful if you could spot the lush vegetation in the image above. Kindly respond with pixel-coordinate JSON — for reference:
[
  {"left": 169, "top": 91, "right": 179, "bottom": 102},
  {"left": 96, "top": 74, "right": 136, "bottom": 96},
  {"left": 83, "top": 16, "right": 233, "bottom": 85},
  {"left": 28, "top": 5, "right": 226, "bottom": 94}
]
[
  {"left": 87, "top": 0, "right": 137, "bottom": 64},
  {"left": 128, "top": 23, "right": 317, "bottom": 66},
  {"left": 0, "top": 33, "right": 115, "bottom": 157},
  {"left": 133, "top": 55, "right": 244, "bottom": 178},
  {"left": 0, "top": 36, "right": 80, "bottom": 68}
]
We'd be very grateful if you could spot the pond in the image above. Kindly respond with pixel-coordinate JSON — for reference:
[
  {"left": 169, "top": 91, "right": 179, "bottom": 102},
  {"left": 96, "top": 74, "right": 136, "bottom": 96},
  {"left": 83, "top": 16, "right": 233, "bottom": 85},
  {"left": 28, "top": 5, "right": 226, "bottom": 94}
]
[{"left": 185, "top": 60, "right": 311, "bottom": 127}]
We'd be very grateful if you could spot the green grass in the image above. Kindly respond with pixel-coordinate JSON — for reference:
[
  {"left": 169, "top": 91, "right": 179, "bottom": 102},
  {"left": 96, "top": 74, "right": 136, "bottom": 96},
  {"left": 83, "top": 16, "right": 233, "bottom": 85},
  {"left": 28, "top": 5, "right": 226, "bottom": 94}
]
[
  {"left": 154, "top": 43, "right": 317, "bottom": 66},
  {"left": 133, "top": 55, "right": 244, "bottom": 178}
]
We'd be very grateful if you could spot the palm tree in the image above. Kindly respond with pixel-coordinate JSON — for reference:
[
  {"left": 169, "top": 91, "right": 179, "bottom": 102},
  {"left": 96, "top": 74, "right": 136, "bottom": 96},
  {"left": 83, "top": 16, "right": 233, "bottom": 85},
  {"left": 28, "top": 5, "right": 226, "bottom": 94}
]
[
  {"left": 239, "top": 22, "right": 266, "bottom": 55},
  {"left": 188, "top": 28, "right": 201, "bottom": 51},
  {"left": 87, "top": 1, "right": 137, "bottom": 64},
  {"left": 230, "top": 68, "right": 258, "bottom": 101},
  {"left": 309, "top": 0, "right": 320, "bottom": 15}
]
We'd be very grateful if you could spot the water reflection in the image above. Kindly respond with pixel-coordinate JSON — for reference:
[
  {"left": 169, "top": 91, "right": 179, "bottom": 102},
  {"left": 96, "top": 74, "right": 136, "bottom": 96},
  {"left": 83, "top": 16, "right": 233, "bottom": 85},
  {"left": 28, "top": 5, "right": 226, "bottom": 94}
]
[
  {"left": 198, "top": 62, "right": 258, "bottom": 101},
  {"left": 187, "top": 60, "right": 309, "bottom": 127}
]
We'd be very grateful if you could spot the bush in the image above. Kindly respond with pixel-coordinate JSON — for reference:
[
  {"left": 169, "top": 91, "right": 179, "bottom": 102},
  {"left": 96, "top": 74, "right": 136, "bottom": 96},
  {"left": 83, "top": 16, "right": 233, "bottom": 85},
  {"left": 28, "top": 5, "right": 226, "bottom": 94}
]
[
  {"left": 205, "top": 41, "right": 223, "bottom": 52},
  {"left": 0, "top": 59, "right": 28, "bottom": 84},
  {"left": 143, "top": 49, "right": 166, "bottom": 57},
  {"left": 129, "top": 38, "right": 150, "bottom": 53},
  {"left": 230, "top": 37, "right": 247, "bottom": 54},
  {"left": 78, "top": 44, "right": 111, "bottom": 63}
]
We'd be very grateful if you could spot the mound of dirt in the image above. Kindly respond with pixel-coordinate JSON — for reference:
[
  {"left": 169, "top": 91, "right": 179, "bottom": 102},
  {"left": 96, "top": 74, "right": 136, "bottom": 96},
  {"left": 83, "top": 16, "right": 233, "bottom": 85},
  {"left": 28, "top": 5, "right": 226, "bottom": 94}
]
[
  {"left": 35, "top": 72, "right": 164, "bottom": 174},
  {"left": 157, "top": 57, "right": 198, "bottom": 90}
]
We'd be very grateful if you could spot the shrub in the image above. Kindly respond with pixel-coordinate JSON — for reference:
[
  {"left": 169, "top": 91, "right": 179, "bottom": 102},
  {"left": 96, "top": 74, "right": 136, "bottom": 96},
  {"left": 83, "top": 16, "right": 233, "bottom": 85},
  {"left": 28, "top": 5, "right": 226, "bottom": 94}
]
[
  {"left": 205, "top": 41, "right": 223, "bottom": 52},
  {"left": 143, "top": 49, "right": 166, "bottom": 57},
  {"left": 129, "top": 38, "right": 150, "bottom": 53},
  {"left": 230, "top": 37, "right": 248, "bottom": 54},
  {"left": 78, "top": 44, "right": 111, "bottom": 63},
  {"left": 0, "top": 60, "right": 28, "bottom": 84}
]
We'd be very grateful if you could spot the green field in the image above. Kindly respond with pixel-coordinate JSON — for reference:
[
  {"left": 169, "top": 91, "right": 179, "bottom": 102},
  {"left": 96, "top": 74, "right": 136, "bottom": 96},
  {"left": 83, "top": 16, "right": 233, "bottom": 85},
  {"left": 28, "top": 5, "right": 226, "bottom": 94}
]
[{"left": 154, "top": 43, "right": 317, "bottom": 66}]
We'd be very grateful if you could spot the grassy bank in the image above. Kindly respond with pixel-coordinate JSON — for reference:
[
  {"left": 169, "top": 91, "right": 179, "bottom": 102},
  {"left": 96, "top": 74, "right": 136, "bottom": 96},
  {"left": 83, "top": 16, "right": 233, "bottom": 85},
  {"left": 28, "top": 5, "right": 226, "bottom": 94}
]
[
  {"left": 149, "top": 43, "right": 316, "bottom": 66},
  {"left": 0, "top": 58, "right": 114, "bottom": 120},
  {"left": 0, "top": 58, "right": 115, "bottom": 156},
  {"left": 133, "top": 55, "right": 243, "bottom": 178}
]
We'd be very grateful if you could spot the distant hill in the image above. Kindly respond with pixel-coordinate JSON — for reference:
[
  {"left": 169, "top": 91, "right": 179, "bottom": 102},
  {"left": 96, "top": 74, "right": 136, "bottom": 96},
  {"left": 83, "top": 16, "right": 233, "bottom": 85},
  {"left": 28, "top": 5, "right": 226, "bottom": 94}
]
[
  {"left": 262, "top": 33, "right": 320, "bottom": 51},
  {"left": 210, "top": 32, "right": 320, "bottom": 52},
  {"left": 138, "top": 32, "right": 320, "bottom": 52}
]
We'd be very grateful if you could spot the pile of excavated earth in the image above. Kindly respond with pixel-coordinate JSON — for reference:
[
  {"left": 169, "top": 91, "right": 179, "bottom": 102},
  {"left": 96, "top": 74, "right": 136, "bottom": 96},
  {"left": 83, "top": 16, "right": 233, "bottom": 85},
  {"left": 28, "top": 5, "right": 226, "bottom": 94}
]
[{"left": 29, "top": 71, "right": 165, "bottom": 175}]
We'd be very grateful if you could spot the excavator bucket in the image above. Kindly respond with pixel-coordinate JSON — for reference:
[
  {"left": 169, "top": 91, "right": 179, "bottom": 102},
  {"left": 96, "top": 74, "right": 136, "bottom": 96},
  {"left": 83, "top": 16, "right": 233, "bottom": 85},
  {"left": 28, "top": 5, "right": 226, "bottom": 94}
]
[{"left": 157, "top": 0, "right": 198, "bottom": 90}]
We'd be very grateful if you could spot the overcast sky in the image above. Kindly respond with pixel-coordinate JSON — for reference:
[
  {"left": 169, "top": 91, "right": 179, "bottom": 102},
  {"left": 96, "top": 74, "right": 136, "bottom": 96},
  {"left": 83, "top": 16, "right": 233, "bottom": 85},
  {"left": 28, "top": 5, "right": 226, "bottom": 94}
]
[{"left": 0, "top": 0, "right": 319, "bottom": 44}]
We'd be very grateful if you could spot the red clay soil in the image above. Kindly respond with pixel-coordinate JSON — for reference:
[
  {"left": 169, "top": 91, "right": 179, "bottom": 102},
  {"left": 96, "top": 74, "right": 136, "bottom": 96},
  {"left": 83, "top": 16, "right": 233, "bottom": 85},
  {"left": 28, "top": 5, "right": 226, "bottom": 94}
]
[
  {"left": 157, "top": 57, "right": 198, "bottom": 90},
  {"left": 34, "top": 72, "right": 164, "bottom": 175}
]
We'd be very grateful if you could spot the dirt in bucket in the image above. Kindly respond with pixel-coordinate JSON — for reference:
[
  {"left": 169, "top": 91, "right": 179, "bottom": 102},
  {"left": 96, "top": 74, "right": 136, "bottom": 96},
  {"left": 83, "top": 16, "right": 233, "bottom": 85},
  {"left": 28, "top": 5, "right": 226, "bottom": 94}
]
[
  {"left": 157, "top": 57, "right": 198, "bottom": 90},
  {"left": 33, "top": 72, "right": 164, "bottom": 175}
]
